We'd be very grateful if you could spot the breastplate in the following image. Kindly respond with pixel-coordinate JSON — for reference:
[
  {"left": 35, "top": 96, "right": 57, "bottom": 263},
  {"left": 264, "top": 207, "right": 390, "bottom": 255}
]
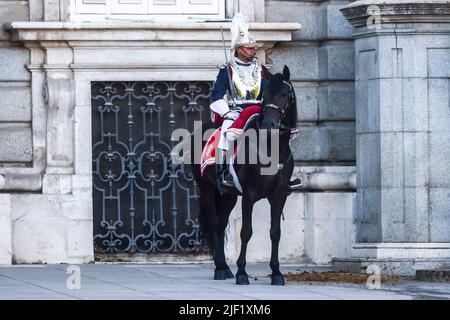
[{"left": 230, "top": 62, "right": 262, "bottom": 101}]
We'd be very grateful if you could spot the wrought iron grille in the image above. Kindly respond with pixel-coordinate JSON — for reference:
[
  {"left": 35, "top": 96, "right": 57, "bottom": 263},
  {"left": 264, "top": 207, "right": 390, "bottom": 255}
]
[{"left": 91, "top": 81, "right": 212, "bottom": 254}]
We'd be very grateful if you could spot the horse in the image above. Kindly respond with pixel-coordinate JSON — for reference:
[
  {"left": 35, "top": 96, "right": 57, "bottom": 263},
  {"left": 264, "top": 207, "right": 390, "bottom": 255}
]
[{"left": 192, "top": 65, "right": 297, "bottom": 285}]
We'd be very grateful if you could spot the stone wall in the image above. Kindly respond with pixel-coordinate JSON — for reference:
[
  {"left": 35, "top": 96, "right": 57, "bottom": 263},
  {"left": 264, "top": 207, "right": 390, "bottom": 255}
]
[
  {"left": 0, "top": 0, "right": 357, "bottom": 168},
  {"left": 331, "top": 0, "right": 450, "bottom": 275},
  {"left": 340, "top": 0, "right": 450, "bottom": 245},
  {"left": 10, "top": 192, "right": 93, "bottom": 264},
  {"left": 0, "top": 0, "right": 32, "bottom": 167},
  {"left": 0, "top": 0, "right": 357, "bottom": 265},
  {"left": 225, "top": 191, "right": 355, "bottom": 264},
  {"left": 266, "top": 0, "right": 356, "bottom": 165},
  {"left": 261, "top": 0, "right": 357, "bottom": 264}
]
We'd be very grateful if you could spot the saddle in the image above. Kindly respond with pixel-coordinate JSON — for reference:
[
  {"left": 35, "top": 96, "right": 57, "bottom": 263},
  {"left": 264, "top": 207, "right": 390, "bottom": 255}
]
[
  {"left": 200, "top": 114, "right": 260, "bottom": 177},
  {"left": 200, "top": 112, "right": 300, "bottom": 178}
]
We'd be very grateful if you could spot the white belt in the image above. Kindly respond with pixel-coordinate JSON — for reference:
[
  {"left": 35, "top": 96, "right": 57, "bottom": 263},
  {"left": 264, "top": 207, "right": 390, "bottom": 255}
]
[{"left": 229, "top": 99, "right": 262, "bottom": 106}]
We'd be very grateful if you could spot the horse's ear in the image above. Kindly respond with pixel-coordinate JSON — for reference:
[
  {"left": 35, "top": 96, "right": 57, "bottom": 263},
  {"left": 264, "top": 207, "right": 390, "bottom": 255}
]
[{"left": 282, "top": 65, "right": 290, "bottom": 82}]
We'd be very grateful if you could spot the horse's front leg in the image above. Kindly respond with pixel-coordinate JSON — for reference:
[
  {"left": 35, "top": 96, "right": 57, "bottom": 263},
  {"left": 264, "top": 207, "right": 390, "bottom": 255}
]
[
  {"left": 217, "top": 193, "right": 237, "bottom": 279},
  {"left": 269, "top": 194, "right": 288, "bottom": 286},
  {"left": 201, "top": 189, "right": 228, "bottom": 280},
  {"left": 211, "top": 230, "right": 229, "bottom": 280},
  {"left": 236, "top": 197, "right": 255, "bottom": 285}
]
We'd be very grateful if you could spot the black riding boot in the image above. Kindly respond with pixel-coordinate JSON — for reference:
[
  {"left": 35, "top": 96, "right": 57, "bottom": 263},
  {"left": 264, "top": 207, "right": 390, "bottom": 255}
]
[
  {"left": 216, "top": 149, "right": 234, "bottom": 195},
  {"left": 287, "top": 177, "right": 302, "bottom": 195}
]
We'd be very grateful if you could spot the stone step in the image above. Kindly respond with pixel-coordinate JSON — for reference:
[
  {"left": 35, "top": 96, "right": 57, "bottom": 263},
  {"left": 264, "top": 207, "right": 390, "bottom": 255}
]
[{"left": 416, "top": 269, "right": 450, "bottom": 282}]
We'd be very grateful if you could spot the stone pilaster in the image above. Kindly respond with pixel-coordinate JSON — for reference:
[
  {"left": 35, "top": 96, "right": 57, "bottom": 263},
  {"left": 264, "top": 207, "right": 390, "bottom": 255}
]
[
  {"left": 40, "top": 44, "right": 75, "bottom": 196},
  {"left": 43, "top": 0, "right": 70, "bottom": 21},
  {"left": 334, "top": 0, "right": 450, "bottom": 275}
]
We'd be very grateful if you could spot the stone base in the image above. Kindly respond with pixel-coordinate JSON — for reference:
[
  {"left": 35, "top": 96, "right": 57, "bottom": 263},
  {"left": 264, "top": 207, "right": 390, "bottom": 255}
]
[
  {"left": 225, "top": 191, "right": 355, "bottom": 265},
  {"left": 416, "top": 269, "right": 450, "bottom": 282},
  {"left": 0, "top": 194, "right": 12, "bottom": 265},
  {"left": 332, "top": 243, "right": 450, "bottom": 275},
  {"left": 332, "top": 257, "right": 450, "bottom": 276},
  {"left": 350, "top": 243, "right": 450, "bottom": 260},
  {"left": 11, "top": 192, "right": 94, "bottom": 264},
  {"left": 95, "top": 253, "right": 212, "bottom": 263}
]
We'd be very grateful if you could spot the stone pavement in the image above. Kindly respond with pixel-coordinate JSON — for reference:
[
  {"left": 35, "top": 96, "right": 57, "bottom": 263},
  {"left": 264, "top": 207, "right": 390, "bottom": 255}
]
[{"left": 0, "top": 263, "right": 449, "bottom": 300}]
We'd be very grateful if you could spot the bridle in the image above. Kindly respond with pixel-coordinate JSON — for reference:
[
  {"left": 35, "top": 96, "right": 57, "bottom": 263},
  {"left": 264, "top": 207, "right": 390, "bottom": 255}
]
[{"left": 262, "top": 80, "right": 295, "bottom": 131}]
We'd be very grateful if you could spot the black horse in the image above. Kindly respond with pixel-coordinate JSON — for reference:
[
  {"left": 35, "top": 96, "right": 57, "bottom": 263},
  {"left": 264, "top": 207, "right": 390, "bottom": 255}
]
[{"left": 192, "top": 66, "right": 297, "bottom": 285}]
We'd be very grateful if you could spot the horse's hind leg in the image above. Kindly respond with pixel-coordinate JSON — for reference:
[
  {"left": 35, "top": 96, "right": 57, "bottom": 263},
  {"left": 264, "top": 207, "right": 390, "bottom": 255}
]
[
  {"left": 236, "top": 197, "right": 255, "bottom": 285},
  {"left": 212, "top": 191, "right": 237, "bottom": 280},
  {"left": 269, "top": 194, "right": 288, "bottom": 286},
  {"left": 211, "top": 232, "right": 228, "bottom": 280},
  {"left": 199, "top": 184, "right": 227, "bottom": 280},
  {"left": 218, "top": 229, "right": 233, "bottom": 279}
]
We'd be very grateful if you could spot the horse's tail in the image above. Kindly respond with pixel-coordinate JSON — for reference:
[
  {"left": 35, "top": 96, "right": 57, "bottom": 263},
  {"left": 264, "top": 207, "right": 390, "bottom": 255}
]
[
  {"left": 193, "top": 163, "right": 211, "bottom": 251},
  {"left": 198, "top": 192, "right": 211, "bottom": 251},
  {"left": 191, "top": 120, "right": 217, "bottom": 254}
]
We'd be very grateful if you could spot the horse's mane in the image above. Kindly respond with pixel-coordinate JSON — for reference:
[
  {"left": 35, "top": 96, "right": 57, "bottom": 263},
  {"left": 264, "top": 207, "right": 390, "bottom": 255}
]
[{"left": 286, "top": 82, "right": 298, "bottom": 129}]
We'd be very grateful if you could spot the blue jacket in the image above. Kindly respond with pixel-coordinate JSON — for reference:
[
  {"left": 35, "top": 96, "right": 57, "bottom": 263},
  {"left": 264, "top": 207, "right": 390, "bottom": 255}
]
[{"left": 211, "top": 64, "right": 272, "bottom": 103}]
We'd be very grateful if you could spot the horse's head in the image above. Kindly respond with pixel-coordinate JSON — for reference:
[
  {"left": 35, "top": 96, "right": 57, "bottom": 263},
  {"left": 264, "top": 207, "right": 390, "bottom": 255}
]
[{"left": 261, "top": 65, "right": 297, "bottom": 131}]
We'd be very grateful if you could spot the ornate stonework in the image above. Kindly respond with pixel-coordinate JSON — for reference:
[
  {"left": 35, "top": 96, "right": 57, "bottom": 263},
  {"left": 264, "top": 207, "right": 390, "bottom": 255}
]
[{"left": 341, "top": 0, "right": 450, "bottom": 27}]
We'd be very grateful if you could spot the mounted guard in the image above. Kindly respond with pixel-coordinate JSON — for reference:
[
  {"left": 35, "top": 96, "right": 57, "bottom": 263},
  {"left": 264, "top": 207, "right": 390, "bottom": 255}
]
[
  {"left": 194, "top": 12, "right": 303, "bottom": 285},
  {"left": 210, "top": 13, "right": 272, "bottom": 194}
]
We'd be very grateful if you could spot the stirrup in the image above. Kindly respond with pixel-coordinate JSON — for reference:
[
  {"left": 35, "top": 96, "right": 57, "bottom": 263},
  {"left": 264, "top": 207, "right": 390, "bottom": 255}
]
[
  {"left": 217, "top": 182, "right": 228, "bottom": 195},
  {"left": 222, "top": 172, "right": 235, "bottom": 187},
  {"left": 216, "top": 163, "right": 229, "bottom": 194}
]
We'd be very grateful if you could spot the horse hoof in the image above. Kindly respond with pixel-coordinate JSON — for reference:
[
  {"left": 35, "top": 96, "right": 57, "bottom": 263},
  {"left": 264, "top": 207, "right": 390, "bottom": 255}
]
[
  {"left": 271, "top": 274, "right": 285, "bottom": 286},
  {"left": 225, "top": 267, "right": 234, "bottom": 279},
  {"left": 214, "top": 269, "right": 228, "bottom": 280},
  {"left": 236, "top": 274, "right": 250, "bottom": 285}
]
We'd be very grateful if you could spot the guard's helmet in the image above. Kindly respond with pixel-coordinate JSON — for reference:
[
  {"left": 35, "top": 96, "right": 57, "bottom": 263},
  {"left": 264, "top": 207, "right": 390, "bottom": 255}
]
[{"left": 230, "top": 13, "right": 256, "bottom": 49}]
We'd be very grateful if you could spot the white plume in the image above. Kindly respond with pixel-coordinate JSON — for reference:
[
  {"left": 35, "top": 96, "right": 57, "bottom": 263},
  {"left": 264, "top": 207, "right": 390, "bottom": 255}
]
[{"left": 230, "top": 13, "right": 255, "bottom": 49}]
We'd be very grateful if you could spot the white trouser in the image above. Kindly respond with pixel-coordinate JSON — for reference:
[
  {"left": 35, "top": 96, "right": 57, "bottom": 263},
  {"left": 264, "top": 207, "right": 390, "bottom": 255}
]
[{"left": 218, "top": 110, "right": 239, "bottom": 150}]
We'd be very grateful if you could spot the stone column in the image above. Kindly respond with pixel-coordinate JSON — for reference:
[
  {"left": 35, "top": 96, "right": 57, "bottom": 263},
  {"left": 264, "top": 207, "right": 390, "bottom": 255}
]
[{"left": 334, "top": 0, "right": 450, "bottom": 275}]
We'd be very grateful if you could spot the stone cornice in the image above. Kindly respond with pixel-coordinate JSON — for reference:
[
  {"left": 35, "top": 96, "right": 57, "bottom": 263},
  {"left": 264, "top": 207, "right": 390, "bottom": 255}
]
[
  {"left": 340, "top": 0, "right": 450, "bottom": 27},
  {"left": 3, "top": 21, "right": 301, "bottom": 48}
]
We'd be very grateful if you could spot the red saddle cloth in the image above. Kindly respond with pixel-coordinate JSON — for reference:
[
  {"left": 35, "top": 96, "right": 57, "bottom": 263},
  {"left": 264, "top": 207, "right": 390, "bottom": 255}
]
[
  {"left": 201, "top": 107, "right": 262, "bottom": 177},
  {"left": 200, "top": 128, "right": 221, "bottom": 176},
  {"left": 210, "top": 104, "right": 262, "bottom": 128},
  {"left": 201, "top": 105, "right": 301, "bottom": 176},
  {"left": 228, "top": 105, "right": 262, "bottom": 133}
]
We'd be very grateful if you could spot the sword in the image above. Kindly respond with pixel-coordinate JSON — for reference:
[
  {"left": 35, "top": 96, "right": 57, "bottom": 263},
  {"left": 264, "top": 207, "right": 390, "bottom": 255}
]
[{"left": 220, "top": 25, "right": 237, "bottom": 109}]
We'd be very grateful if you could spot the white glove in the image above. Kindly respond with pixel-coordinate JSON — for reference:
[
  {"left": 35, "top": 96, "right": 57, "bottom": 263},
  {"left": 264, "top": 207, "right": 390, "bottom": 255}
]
[
  {"left": 223, "top": 110, "right": 240, "bottom": 121},
  {"left": 210, "top": 99, "right": 229, "bottom": 117}
]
